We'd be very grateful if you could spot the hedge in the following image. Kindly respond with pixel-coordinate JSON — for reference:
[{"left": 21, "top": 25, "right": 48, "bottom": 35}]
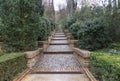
[
  {"left": 90, "top": 52, "right": 120, "bottom": 81},
  {"left": 0, "top": 53, "right": 27, "bottom": 81},
  {"left": 77, "top": 18, "right": 111, "bottom": 51},
  {"left": 0, "top": 0, "right": 43, "bottom": 52},
  {"left": 38, "top": 17, "right": 56, "bottom": 41}
]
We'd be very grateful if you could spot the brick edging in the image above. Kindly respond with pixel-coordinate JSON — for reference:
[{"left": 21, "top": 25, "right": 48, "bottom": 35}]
[{"left": 13, "top": 69, "right": 30, "bottom": 81}]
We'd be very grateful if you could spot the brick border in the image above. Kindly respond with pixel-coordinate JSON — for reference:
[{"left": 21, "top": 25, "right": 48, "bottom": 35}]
[{"left": 13, "top": 69, "right": 30, "bottom": 81}]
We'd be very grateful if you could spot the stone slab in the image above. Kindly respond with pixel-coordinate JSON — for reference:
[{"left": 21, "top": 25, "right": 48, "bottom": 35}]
[{"left": 21, "top": 74, "right": 90, "bottom": 81}]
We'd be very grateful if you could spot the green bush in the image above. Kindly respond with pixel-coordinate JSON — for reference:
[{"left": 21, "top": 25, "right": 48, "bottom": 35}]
[
  {"left": 110, "top": 42, "right": 120, "bottom": 48},
  {"left": 90, "top": 52, "right": 120, "bottom": 81},
  {"left": 0, "top": 52, "right": 5, "bottom": 57},
  {"left": 77, "top": 18, "right": 111, "bottom": 51},
  {"left": 0, "top": 18, "right": 4, "bottom": 42},
  {"left": 69, "top": 21, "right": 81, "bottom": 39},
  {"left": 38, "top": 17, "right": 56, "bottom": 41},
  {"left": 0, "top": 53, "right": 27, "bottom": 81},
  {"left": 0, "top": 0, "right": 43, "bottom": 52},
  {"left": 64, "top": 17, "right": 76, "bottom": 30}
]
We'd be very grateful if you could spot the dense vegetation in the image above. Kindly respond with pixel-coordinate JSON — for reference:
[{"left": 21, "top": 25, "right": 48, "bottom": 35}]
[
  {"left": 90, "top": 52, "right": 120, "bottom": 81},
  {"left": 0, "top": 0, "right": 56, "bottom": 80},
  {"left": 0, "top": 0, "right": 55, "bottom": 52},
  {"left": 62, "top": 1, "right": 120, "bottom": 81},
  {"left": 0, "top": 53, "right": 27, "bottom": 81},
  {"left": 63, "top": 5, "right": 120, "bottom": 51},
  {"left": 38, "top": 17, "right": 56, "bottom": 41}
]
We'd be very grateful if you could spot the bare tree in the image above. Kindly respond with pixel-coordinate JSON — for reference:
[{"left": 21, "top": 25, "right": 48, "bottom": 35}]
[
  {"left": 66, "top": 0, "right": 77, "bottom": 16},
  {"left": 42, "top": 0, "right": 55, "bottom": 21}
]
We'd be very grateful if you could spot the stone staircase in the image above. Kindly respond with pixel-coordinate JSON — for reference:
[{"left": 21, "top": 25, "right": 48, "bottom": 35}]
[
  {"left": 31, "top": 29, "right": 82, "bottom": 73},
  {"left": 21, "top": 29, "right": 94, "bottom": 81}
]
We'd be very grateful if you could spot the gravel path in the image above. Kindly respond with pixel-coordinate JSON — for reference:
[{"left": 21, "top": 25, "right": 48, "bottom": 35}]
[
  {"left": 46, "top": 45, "right": 72, "bottom": 52},
  {"left": 35, "top": 54, "right": 80, "bottom": 68}
]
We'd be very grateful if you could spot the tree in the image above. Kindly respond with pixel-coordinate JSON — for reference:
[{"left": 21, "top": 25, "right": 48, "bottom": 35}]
[
  {"left": 43, "top": 0, "right": 55, "bottom": 21},
  {"left": 66, "top": 0, "right": 77, "bottom": 16}
]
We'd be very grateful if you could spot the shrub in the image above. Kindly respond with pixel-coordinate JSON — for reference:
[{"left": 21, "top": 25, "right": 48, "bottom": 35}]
[
  {"left": 77, "top": 18, "right": 111, "bottom": 51},
  {"left": 0, "top": 18, "right": 4, "bottom": 42},
  {"left": 38, "top": 17, "right": 56, "bottom": 41},
  {"left": 69, "top": 21, "right": 81, "bottom": 39},
  {"left": 90, "top": 52, "right": 120, "bottom": 81},
  {"left": 110, "top": 42, "right": 120, "bottom": 48},
  {"left": 0, "top": 53, "right": 27, "bottom": 81},
  {"left": 0, "top": 0, "right": 43, "bottom": 52},
  {"left": 0, "top": 52, "right": 5, "bottom": 57},
  {"left": 64, "top": 17, "right": 76, "bottom": 30}
]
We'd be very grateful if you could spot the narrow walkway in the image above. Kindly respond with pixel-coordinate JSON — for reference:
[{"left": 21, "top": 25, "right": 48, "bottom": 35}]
[{"left": 21, "top": 29, "right": 90, "bottom": 81}]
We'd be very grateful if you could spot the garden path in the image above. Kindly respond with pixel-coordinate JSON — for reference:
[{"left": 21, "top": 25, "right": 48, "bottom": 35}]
[{"left": 21, "top": 29, "right": 90, "bottom": 81}]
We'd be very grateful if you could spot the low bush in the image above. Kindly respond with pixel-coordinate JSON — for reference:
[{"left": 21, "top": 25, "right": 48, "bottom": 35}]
[
  {"left": 0, "top": 53, "right": 27, "bottom": 81},
  {"left": 77, "top": 18, "right": 111, "bottom": 51},
  {"left": 69, "top": 21, "right": 81, "bottom": 39},
  {"left": 110, "top": 42, "right": 120, "bottom": 48},
  {"left": 0, "top": 52, "right": 5, "bottom": 57},
  {"left": 0, "top": 18, "right": 4, "bottom": 42},
  {"left": 38, "top": 17, "right": 55, "bottom": 41},
  {"left": 90, "top": 52, "right": 120, "bottom": 81},
  {"left": 64, "top": 17, "right": 76, "bottom": 30}
]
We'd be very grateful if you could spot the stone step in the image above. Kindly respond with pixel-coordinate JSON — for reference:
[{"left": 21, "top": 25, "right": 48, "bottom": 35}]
[
  {"left": 50, "top": 40, "right": 68, "bottom": 44},
  {"left": 55, "top": 33, "right": 64, "bottom": 35},
  {"left": 55, "top": 34, "right": 65, "bottom": 36},
  {"left": 54, "top": 35, "right": 66, "bottom": 36},
  {"left": 31, "top": 54, "right": 82, "bottom": 73},
  {"left": 54, "top": 36, "right": 66, "bottom": 38},
  {"left": 21, "top": 74, "right": 90, "bottom": 81},
  {"left": 45, "top": 45, "right": 72, "bottom": 53},
  {"left": 44, "top": 51, "right": 73, "bottom": 54},
  {"left": 49, "top": 43, "right": 69, "bottom": 45},
  {"left": 52, "top": 38, "right": 67, "bottom": 40},
  {"left": 30, "top": 67, "right": 83, "bottom": 74}
]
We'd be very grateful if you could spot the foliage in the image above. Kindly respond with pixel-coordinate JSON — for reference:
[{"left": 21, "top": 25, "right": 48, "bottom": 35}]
[
  {"left": 64, "top": 17, "right": 76, "bottom": 30},
  {"left": 0, "top": 53, "right": 27, "bottom": 81},
  {"left": 0, "top": 0, "right": 44, "bottom": 52},
  {"left": 0, "top": 18, "right": 4, "bottom": 42},
  {"left": 110, "top": 42, "right": 120, "bottom": 49},
  {"left": 77, "top": 18, "right": 111, "bottom": 51},
  {"left": 63, "top": 4, "right": 120, "bottom": 50},
  {"left": 90, "top": 52, "right": 120, "bottom": 81},
  {"left": 96, "top": 42, "right": 120, "bottom": 54},
  {"left": 38, "top": 17, "right": 55, "bottom": 41},
  {"left": 69, "top": 21, "right": 81, "bottom": 39},
  {"left": 0, "top": 52, "right": 4, "bottom": 57},
  {"left": 104, "top": 3, "right": 120, "bottom": 42}
]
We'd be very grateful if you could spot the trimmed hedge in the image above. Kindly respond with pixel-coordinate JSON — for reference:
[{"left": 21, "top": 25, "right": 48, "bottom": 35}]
[
  {"left": 77, "top": 18, "right": 111, "bottom": 51},
  {"left": 0, "top": 53, "right": 27, "bottom": 81},
  {"left": 90, "top": 52, "right": 120, "bottom": 81},
  {"left": 69, "top": 21, "right": 81, "bottom": 39},
  {"left": 0, "top": 0, "right": 43, "bottom": 52},
  {"left": 38, "top": 17, "right": 56, "bottom": 41}
]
